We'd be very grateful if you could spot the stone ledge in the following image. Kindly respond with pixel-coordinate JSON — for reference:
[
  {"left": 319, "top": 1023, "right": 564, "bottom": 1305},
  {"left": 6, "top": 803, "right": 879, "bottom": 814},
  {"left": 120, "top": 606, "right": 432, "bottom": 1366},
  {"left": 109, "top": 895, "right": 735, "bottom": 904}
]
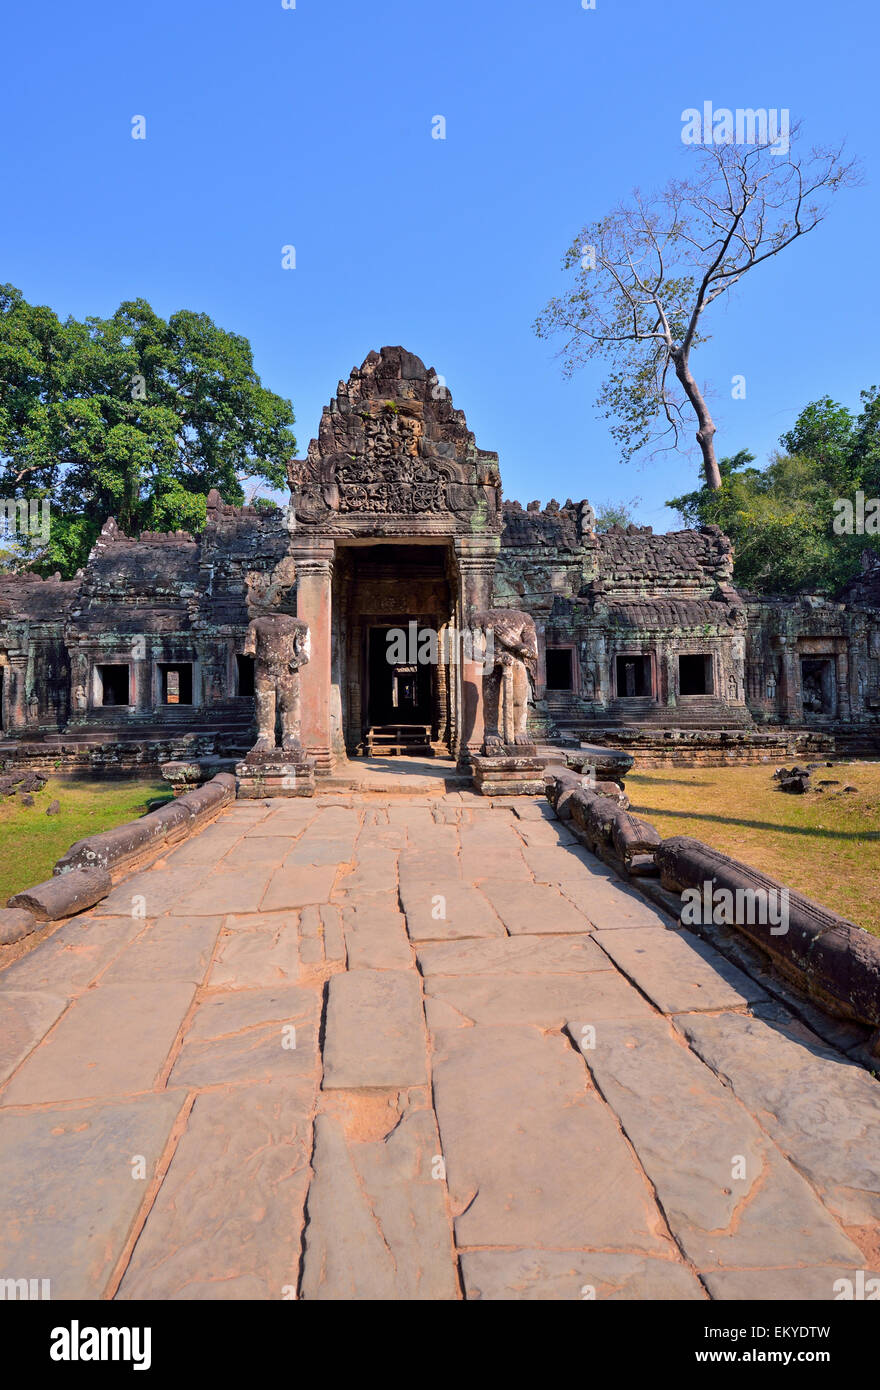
[{"left": 8, "top": 867, "right": 112, "bottom": 923}]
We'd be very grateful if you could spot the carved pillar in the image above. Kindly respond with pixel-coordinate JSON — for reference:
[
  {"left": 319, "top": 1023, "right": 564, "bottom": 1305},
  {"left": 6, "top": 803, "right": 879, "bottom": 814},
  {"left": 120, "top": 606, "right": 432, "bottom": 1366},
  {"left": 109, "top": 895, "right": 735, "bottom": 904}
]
[
  {"left": 778, "top": 638, "right": 800, "bottom": 722},
  {"left": 454, "top": 536, "right": 500, "bottom": 762},
  {"left": 293, "top": 539, "right": 335, "bottom": 773}
]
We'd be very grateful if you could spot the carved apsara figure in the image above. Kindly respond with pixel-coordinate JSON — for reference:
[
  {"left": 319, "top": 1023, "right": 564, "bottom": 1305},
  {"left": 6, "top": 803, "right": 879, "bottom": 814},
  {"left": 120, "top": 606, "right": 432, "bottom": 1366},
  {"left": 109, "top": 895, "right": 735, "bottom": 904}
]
[
  {"left": 243, "top": 562, "right": 310, "bottom": 756},
  {"left": 471, "top": 607, "right": 539, "bottom": 751}
]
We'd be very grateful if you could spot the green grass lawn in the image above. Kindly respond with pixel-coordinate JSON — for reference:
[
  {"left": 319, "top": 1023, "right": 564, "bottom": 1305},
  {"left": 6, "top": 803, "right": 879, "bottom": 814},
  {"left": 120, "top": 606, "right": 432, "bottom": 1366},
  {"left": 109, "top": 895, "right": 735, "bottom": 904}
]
[
  {"left": 627, "top": 761, "right": 880, "bottom": 937},
  {"left": 0, "top": 777, "right": 170, "bottom": 906}
]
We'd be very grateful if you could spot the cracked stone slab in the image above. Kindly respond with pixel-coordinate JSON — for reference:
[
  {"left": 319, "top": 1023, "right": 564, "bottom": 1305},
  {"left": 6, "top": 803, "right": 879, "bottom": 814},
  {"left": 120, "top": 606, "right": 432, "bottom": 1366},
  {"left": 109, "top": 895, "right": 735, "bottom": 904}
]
[
  {"left": 399, "top": 881, "right": 504, "bottom": 943},
  {"left": 676, "top": 1011, "right": 880, "bottom": 1227},
  {"left": 100, "top": 916, "right": 224, "bottom": 986},
  {"left": 342, "top": 895, "right": 412, "bottom": 969},
  {"left": 300, "top": 1107, "right": 457, "bottom": 1300},
  {"left": 176, "top": 867, "right": 276, "bottom": 916},
  {"left": 461, "top": 1250, "right": 705, "bottom": 1301},
  {"left": 93, "top": 866, "right": 212, "bottom": 918},
  {"left": 169, "top": 986, "right": 320, "bottom": 1089},
  {"left": 425, "top": 970, "right": 654, "bottom": 1027},
  {"left": 565, "top": 1016, "right": 863, "bottom": 1271},
  {"left": 118, "top": 1080, "right": 316, "bottom": 1300},
  {"left": 522, "top": 843, "right": 618, "bottom": 883},
  {"left": 702, "top": 1266, "right": 880, "bottom": 1300},
  {"left": 323, "top": 969, "right": 427, "bottom": 1089},
  {"left": 431, "top": 1024, "right": 672, "bottom": 1253},
  {"left": 261, "top": 864, "right": 339, "bottom": 912},
  {"left": 594, "top": 926, "right": 766, "bottom": 1014},
  {"left": 0, "top": 1091, "right": 187, "bottom": 1298},
  {"left": 416, "top": 934, "right": 612, "bottom": 977},
  {"left": 2, "top": 983, "right": 197, "bottom": 1105},
  {"left": 558, "top": 877, "right": 671, "bottom": 930},
  {"left": 208, "top": 916, "right": 300, "bottom": 987},
  {"left": 0, "top": 990, "right": 70, "bottom": 1087},
  {"left": 0, "top": 914, "right": 144, "bottom": 994},
  {"left": 477, "top": 879, "right": 591, "bottom": 935}
]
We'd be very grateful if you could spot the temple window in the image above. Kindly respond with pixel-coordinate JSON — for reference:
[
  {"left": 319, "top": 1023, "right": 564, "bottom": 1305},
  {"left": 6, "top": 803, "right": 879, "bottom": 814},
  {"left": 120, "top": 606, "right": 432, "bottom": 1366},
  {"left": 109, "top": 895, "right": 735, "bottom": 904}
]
[
  {"left": 236, "top": 654, "right": 256, "bottom": 697},
  {"left": 679, "top": 653, "right": 713, "bottom": 696},
  {"left": 96, "top": 664, "right": 131, "bottom": 706},
  {"left": 615, "top": 653, "right": 652, "bottom": 697},
  {"left": 157, "top": 662, "right": 193, "bottom": 705},
  {"left": 545, "top": 647, "right": 574, "bottom": 691}
]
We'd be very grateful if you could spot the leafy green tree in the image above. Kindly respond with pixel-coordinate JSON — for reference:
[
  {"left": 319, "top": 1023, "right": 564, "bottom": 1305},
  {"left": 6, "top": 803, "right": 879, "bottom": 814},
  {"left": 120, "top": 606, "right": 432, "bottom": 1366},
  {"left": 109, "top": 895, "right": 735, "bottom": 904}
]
[
  {"left": 0, "top": 286, "right": 295, "bottom": 574},
  {"left": 667, "top": 394, "right": 880, "bottom": 594},
  {"left": 593, "top": 497, "right": 641, "bottom": 530}
]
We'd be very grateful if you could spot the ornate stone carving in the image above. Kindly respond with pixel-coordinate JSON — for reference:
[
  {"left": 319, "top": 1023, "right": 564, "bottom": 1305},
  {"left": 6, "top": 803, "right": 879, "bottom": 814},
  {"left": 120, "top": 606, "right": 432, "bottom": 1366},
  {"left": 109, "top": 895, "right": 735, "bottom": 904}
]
[
  {"left": 471, "top": 607, "right": 539, "bottom": 752},
  {"left": 242, "top": 561, "right": 311, "bottom": 757}
]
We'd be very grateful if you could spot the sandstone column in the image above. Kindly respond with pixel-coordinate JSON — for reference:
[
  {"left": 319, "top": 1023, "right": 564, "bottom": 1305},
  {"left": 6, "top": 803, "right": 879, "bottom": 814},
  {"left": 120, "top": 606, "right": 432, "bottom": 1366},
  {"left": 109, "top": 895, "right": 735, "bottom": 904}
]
[
  {"left": 454, "top": 536, "right": 500, "bottom": 763},
  {"left": 293, "top": 539, "right": 335, "bottom": 773}
]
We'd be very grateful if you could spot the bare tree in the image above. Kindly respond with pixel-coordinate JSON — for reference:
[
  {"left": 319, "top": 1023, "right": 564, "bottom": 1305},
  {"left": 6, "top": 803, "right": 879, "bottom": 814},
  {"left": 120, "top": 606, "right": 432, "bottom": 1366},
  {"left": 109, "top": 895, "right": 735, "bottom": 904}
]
[{"left": 535, "top": 127, "right": 858, "bottom": 489}]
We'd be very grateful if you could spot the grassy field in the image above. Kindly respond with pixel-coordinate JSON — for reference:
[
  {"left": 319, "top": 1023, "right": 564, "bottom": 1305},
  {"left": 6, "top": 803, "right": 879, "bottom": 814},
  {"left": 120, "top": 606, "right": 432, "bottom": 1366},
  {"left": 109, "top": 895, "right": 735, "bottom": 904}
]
[
  {"left": 0, "top": 777, "right": 169, "bottom": 906},
  {"left": 627, "top": 761, "right": 880, "bottom": 937}
]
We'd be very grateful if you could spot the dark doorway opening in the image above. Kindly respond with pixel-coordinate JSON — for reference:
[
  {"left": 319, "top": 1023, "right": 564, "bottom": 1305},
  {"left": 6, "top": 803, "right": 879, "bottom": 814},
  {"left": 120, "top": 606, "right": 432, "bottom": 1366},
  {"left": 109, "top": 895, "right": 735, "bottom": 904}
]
[
  {"left": 615, "top": 654, "right": 652, "bottom": 698},
  {"left": 368, "top": 626, "right": 433, "bottom": 727},
  {"left": 236, "top": 654, "right": 255, "bottom": 697},
  {"left": 96, "top": 664, "right": 130, "bottom": 707},
  {"left": 801, "top": 657, "right": 835, "bottom": 715},
  {"left": 158, "top": 663, "right": 193, "bottom": 705},
  {"left": 679, "top": 653, "right": 713, "bottom": 696},
  {"left": 546, "top": 648, "right": 574, "bottom": 690}
]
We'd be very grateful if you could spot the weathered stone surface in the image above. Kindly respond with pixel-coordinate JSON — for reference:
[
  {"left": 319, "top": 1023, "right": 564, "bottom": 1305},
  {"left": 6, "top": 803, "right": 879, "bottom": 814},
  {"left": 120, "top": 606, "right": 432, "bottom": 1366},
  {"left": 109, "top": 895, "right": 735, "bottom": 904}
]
[
  {"left": 702, "top": 1267, "right": 880, "bottom": 1301},
  {"left": 477, "top": 879, "right": 590, "bottom": 934},
  {"left": 557, "top": 875, "right": 671, "bottom": 930},
  {"left": 342, "top": 896, "right": 412, "bottom": 969},
  {"left": 177, "top": 866, "right": 277, "bottom": 916},
  {"left": 677, "top": 1011, "right": 880, "bottom": 1227},
  {"left": 169, "top": 986, "right": 319, "bottom": 1089},
  {"left": 100, "top": 916, "right": 224, "bottom": 985},
  {"left": 261, "top": 863, "right": 339, "bottom": 911},
  {"left": 566, "top": 1017, "right": 863, "bottom": 1270},
  {"left": 8, "top": 867, "right": 111, "bottom": 922},
  {"left": 323, "top": 970, "right": 427, "bottom": 1089},
  {"left": 594, "top": 926, "right": 766, "bottom": 1013},
  {"left": 208, "top": 917, "right": 301, "bottom": 986},
  {"left": 0, "top": 914, "right": 145, "bottom": 993},
  {"left": 94, "top": 865, "right": 211, "bottom": 918},
  {"left": 1, "top": 982, "right": 196, "bottom": 1105},
  {"left": 0, "top": 906, "right": 38, "bottom": 944},
  {"left": 416, "top": 933, "right": 611, "bottom": 977},
  {"left": 0, "top": 989, "right": 69, "bottom": 1086},
  {"left": 431, "top": 1025, "right": 672, "bottom": 1252},
  {"left": 399, "top": 880, "right": 504, "bottom": 942},
  {"left": 425, "top": 970, "right": 653, "bottom": 1027},
  {"left": 0, "top": 1092, "right": 187, "bottom": 1299},
  {"left": 300, "top": 1107, "right": 457, "bottom": 1300},
  {"left": 118, "top": 1081, "right": 315, "bottom": 1300},
  {"left": 461, "top": 1250, "right": 705, "bottom": 1301}
]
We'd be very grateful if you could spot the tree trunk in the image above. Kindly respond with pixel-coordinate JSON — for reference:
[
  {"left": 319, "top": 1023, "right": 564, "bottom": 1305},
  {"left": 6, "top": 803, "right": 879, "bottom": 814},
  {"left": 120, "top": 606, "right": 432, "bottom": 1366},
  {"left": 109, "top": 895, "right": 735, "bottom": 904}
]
[{"left": 673, "top": 352, "right": 722, "bottom": 490}]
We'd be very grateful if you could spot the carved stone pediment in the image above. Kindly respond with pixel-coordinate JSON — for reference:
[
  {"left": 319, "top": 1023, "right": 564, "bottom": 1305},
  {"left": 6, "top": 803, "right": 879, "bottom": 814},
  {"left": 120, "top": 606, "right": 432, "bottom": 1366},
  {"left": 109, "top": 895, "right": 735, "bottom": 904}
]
[{"left": 287, "top": 347, "right": 501, "bottom": 535}]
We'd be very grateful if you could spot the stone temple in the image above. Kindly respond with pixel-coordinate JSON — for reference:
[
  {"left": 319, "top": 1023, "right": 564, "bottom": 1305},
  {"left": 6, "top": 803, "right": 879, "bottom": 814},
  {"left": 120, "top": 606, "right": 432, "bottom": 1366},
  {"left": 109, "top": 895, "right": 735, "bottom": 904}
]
[{"left": 1, "top": 345, "right": 879, "bottom": 777}]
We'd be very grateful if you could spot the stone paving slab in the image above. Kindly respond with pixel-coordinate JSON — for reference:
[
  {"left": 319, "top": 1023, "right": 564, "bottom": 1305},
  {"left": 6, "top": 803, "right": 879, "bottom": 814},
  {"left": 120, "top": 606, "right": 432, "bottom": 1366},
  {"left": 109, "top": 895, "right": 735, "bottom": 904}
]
[
  {"left": 594, "top": 926, "right": 767, "bottom": 1014},
  {"left": 425, "top": 970, "right": 655, "bottom": 1027},
  {"left": 323, "top": 969, "right": 428, "bottom": 1089},
  {"left": 461, "top": 1250, "right": 705, "bottom": 1301},
  {"left": 101, "top": 916, "right": 224, "bottom": 986},
  {"left": 477, "top": 879, "right": 591, "bottom": 935},
  {"left": 0, "top": 989, "right": 70, "bottom": 1086},
  {"left": 94, "top": 865, "right": 212, "bottom": 918},
  {"left": 566, "top": 1016, "right": 864, "bottom": 1271},
  {"left": 416, "top": 934, "right": 612, "bottom": 977},
  {"left": 177, "top": 866, "right": 275, "bottom": 916},
  {"left": 0, "top": 914, "right": 144, "bottom": 994},
  {"left": 342, "top": 896, "right": 412, "bottom": 969},
  {"left": 261, "top": 863, "right": 339, "bottom": 912},
  {"left": 399, "top": 880, "right": 505, "bottom": 943},
  {"left": 701, "top": 1266, "right": 880, "bottom": 1300},
  {"left": 300, "top": 1106, "right": 457, "bottom": 1300},
  {"left": 169, "top": 986, "right": 319, "bottom": 1089},
  {"left": 118, "top": 1080, "right": 315, "bottom": 1300},
  {"left": 558, "top": 877, "right": 671, "bottom": 930},
  {"left": 0, "top": 1091, "right": 187, "bottom": 1298},
  {"left": 208, "top": 916, "right": 301, "bottom": 987},
  {"left": 677, "top": 1011, "right": 880, "bottom": 1227},
  {"left": 431, "top": 1024, "right": 673, "bottom": 1253},
  {"left": 2, "top": 982, "right": 197, "bottom": 1105}
]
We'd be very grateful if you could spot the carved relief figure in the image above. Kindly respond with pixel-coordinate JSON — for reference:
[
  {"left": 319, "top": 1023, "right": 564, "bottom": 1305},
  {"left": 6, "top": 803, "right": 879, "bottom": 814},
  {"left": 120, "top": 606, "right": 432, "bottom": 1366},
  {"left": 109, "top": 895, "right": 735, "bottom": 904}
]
[
  {"left": 243, "top": 561, "right": 311, "bottom": 756},
  {"left": 471, "top": 607, "right": 539, "bottom": 750}
]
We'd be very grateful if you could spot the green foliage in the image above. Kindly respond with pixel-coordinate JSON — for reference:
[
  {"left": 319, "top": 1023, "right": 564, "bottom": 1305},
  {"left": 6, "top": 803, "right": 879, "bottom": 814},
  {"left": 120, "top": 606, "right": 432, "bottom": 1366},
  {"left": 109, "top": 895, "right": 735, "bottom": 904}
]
[
  {"left": 0, "top": 285, "right": 296, "bottom": 575},
  {"left": 667, "top": 393, "right": 880, "bottom": 594},
  {"left": 593, "top": 497, "right": 641, "bottom": 530}
]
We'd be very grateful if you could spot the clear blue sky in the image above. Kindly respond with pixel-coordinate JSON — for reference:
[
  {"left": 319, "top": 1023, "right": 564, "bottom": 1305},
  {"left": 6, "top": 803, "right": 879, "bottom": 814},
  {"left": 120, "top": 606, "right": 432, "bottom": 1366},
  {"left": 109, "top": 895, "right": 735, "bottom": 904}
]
[{"left": 1, "top": 0, "right": 876, "bottom": 529}]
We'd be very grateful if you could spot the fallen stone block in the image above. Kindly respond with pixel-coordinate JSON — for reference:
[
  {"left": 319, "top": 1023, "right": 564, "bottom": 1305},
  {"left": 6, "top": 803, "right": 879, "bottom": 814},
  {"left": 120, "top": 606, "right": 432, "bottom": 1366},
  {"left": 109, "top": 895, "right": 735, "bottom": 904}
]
[
  {"left": 8, "top": 867, "right": 112, "bottom": 923},
  {"left": 610, "top": 811, "right": 662, "bottom": 868},
  {"left": 0, "top": 907, "right": 38, "bottom": 945},
  {"left": 655, "top": 835, "right": 880, "bottom": 1027}
]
